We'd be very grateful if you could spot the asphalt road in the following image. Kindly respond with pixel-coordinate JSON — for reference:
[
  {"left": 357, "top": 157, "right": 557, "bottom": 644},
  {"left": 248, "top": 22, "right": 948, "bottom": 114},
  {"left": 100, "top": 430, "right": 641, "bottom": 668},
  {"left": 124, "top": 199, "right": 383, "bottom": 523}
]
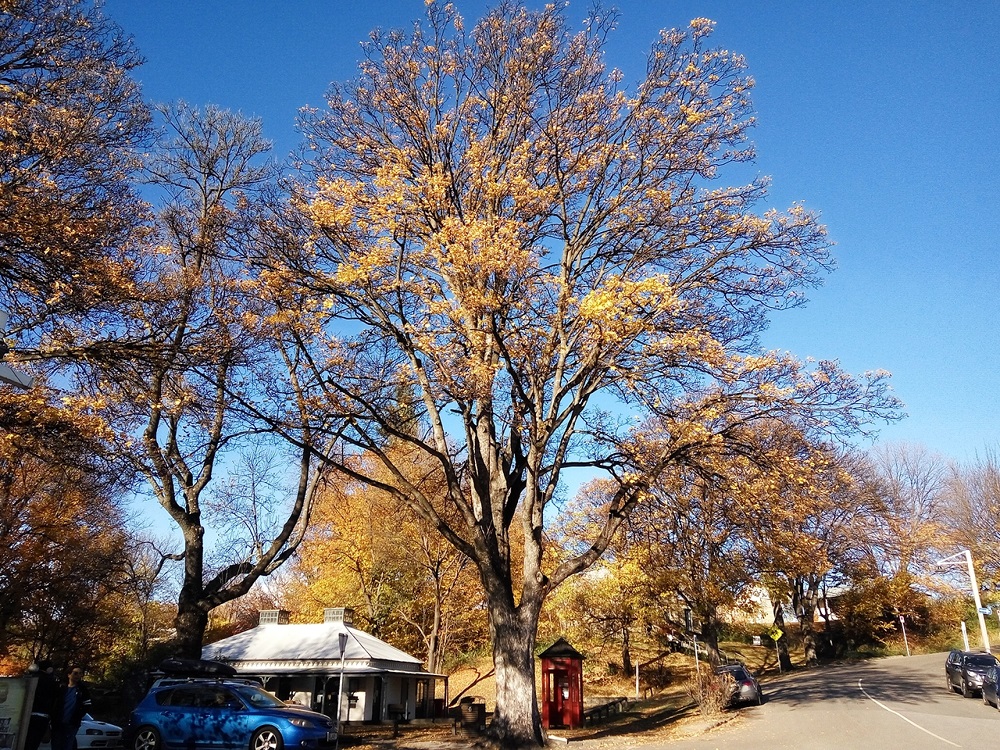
[{"left": 660, "top": 652, "right": 998, "bottom": 750}]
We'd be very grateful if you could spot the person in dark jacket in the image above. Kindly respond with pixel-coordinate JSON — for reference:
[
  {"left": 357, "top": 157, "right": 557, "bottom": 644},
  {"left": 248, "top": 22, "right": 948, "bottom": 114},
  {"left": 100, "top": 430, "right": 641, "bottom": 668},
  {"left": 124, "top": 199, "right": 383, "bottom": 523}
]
[
  {"left": 24, "top": 660, "right": 58, "bottom": 750},
  {"left": 51, "top": 666, "right": 92, "bottom": 750}
]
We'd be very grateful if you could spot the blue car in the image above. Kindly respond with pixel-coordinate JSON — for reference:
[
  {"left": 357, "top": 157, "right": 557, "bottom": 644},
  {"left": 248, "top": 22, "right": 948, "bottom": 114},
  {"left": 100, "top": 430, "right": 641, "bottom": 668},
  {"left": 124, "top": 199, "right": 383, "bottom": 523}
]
[{"left": 127, "top": 680, "right": 335, "bottom": 750}]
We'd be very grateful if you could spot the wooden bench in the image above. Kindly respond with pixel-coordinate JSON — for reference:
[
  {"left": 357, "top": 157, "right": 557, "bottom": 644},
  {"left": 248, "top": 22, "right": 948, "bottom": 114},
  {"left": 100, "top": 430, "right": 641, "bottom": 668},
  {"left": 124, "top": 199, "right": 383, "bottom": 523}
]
[
  {"left": 584, "top": 697, "right": 629, "bottom": 725},
  {"left": 386, "top": 703, "right": 407, "bottom": 722}
]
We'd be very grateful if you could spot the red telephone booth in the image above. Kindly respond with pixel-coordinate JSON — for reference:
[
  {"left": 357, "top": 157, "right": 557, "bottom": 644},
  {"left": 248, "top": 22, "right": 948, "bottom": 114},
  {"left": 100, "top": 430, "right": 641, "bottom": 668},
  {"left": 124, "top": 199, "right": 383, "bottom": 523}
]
[{"left": 539, "top": 638, "right": 584, "bottom": 729}]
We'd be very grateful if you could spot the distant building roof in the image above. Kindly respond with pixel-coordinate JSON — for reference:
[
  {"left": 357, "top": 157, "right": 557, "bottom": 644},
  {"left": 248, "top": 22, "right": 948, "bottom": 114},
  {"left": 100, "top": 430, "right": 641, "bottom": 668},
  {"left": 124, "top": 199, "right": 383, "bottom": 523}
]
[{"left": 202, "top": 607, "right": 432, "bottom": 676}]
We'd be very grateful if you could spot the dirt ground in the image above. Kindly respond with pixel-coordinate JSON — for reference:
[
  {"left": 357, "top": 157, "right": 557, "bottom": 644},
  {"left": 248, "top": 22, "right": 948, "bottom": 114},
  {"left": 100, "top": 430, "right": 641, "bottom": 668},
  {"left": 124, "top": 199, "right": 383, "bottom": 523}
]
[
  {"left": 339, "top": 643, "right": 780, "bottom": 749},
  {"left": 337, "top": 696, "right": 738, "bottom": 750},
  {"left": 339, "top": 657, "right": 737, "bottom": 750}
]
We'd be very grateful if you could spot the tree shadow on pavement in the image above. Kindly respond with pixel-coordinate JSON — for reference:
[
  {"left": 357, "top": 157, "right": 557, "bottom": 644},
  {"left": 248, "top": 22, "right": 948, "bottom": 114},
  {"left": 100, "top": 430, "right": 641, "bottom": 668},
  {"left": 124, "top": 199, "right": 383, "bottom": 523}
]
[{"left": 760, "top": 656, "right": 946, "bottom": 708}]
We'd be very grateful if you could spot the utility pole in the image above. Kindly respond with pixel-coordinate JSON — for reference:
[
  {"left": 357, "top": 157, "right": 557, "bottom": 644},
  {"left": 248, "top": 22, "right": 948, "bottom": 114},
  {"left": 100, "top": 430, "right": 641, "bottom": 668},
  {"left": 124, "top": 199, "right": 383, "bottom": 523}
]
[{"left": 936, "top": 550, "right": 991, "bottom": 653}]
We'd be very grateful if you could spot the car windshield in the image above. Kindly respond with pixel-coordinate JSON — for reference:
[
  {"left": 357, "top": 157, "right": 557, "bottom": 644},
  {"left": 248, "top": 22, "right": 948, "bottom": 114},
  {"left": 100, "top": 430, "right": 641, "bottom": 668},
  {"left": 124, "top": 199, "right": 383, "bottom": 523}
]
[
  {"left": 234, "top": 686, "right": 286, "bottom": 708},
  {"left": 967, "top": 655, "right": 996, "bottom": 667},
  {"left": 717, "top": 667, "right": 749, "bottom": 680}
]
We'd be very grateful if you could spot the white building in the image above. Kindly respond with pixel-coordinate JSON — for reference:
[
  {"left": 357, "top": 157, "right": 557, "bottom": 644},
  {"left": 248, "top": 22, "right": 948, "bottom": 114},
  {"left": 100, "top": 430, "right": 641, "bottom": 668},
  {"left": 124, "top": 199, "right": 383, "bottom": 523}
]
[{"left": 202, "top": 607, "right": 447, "bottom": 723}]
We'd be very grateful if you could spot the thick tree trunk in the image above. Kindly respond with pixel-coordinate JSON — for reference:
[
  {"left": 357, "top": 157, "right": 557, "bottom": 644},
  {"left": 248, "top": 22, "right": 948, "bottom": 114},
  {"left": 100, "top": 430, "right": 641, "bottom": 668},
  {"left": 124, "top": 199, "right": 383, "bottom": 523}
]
[
  {"left": 700, "top": 609, "right": 722, "bottom": 665},
  {"left": 173, "top": 524, "right": 208, "bottom": 659},
  {"left": 173, "top": 605, "right": 209, "bottom": 659},
  {"left": 487, "top": 601, "right": 544, "bottom": 748},
  {"left": 794, "top": 576, "right": 821, "bottom": 668}
]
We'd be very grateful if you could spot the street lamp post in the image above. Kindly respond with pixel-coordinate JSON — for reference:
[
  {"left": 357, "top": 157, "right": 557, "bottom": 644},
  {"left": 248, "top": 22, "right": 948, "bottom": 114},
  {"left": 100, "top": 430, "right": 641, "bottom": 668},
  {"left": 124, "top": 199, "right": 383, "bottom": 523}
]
[
  {"left": 334, "top": 631, "right": 348, "bottom": 750},
  {"left": 936, "top": 550, "right": 991, "bottom": 653}
]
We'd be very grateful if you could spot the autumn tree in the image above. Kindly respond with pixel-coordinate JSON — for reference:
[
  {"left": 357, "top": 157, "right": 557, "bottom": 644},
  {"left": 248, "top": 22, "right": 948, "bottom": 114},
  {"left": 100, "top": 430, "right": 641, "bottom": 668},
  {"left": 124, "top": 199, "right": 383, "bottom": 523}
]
[
  {"left": 0, "top": 386, "right": 134, "bottom": 666},
  {"left": 0, "top": 0, "right": 148, "bottom": 334},
  {"left": 262, "top": 4, "right": 899, "bottom": 744},
  {"left": 284, "top": 446, "right": 485, "bottom": 673},
  {"left": 74, "top": 103, "right": 335, "bottom": 658},
  {"left": 542, "top": 542, "right": 648, "bottom": 675},
  {"left": 738, "top": 429, "right": 872, "bottom": 667},
  {"left": 624, "top": 458, "right": 758, "bottom": 665},
  {"left": 942, "top": 449, "right": 1000, "bottom": 589},
  {"left": 859, "top": 444, "right": 949, "bottom": 598}
]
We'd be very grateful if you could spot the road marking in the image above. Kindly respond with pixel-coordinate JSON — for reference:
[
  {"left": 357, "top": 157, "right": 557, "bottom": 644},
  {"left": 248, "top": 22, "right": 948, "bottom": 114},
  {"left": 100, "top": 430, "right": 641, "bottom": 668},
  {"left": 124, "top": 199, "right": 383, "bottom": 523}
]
[{"left": 857, "top": 679, "right": 961, "bottom": 748}]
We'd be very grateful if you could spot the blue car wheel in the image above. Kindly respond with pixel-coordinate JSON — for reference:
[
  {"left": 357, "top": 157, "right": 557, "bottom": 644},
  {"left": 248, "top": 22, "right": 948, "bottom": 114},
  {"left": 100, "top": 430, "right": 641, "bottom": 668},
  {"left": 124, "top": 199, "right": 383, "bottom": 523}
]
[
  {"left": 251, "top": 727, "right": 283, "bottom": 750},
  {"left": 133, "top": 726, "right": 161, "bottom": 750}
]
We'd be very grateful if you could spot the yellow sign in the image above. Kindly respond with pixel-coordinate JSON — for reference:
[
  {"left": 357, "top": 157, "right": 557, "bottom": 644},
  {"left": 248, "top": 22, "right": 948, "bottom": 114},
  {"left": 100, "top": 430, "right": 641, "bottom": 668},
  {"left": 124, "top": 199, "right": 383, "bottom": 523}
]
[{"left": 768, "top": 626, "right": 783, "bottom": 641}]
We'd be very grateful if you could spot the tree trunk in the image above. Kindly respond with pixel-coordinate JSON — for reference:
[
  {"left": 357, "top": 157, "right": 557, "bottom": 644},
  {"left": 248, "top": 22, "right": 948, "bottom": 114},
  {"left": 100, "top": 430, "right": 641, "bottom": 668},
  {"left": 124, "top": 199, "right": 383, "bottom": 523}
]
[
  {"left": 772, "top": 598, "right": 793, "bottom": 672},
  {"left": 795, "top": 576, "right": 821, "bottom": 668},
  {"left": 621, "top": 625, "right": 632, "bottom": 676},
  {"left": 700, "top": 608, "right": 722, "bottom": 665},
  {"left": 486, "top": 601, "right": 544, "bottom": 748},
  {"left": 425, "top": 585, "right": 443, "bottom": 675},
  {"left": 173, "top": 605, "right": 209, "bottom": 659}
]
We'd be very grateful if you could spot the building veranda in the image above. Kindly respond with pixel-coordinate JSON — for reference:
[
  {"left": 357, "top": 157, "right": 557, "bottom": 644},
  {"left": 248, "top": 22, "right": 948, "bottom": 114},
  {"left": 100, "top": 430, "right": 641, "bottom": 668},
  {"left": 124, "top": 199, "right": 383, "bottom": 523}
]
[{"left": 202, "top": 608, "right": 447, "bottom": 724}]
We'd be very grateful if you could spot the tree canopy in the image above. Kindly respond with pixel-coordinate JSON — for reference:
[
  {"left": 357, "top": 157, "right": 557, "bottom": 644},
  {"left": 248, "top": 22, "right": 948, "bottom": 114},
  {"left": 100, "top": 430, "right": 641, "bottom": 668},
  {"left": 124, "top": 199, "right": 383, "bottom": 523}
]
[
  {"left": 0, "top": 2, "right": 911, "bottom": 740},
  {"left": 251, "top": 3, "right": 900, "bottom": 744},
  {"left": 0, "top": 0, "right": 148, "bottom": 328}
]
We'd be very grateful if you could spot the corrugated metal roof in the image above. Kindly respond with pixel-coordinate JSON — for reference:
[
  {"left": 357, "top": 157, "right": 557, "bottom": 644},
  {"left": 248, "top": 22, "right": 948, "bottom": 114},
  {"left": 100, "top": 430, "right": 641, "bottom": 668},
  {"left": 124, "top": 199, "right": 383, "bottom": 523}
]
[{"left": 202, "top": 622, "right": 424, "bottom": 668}]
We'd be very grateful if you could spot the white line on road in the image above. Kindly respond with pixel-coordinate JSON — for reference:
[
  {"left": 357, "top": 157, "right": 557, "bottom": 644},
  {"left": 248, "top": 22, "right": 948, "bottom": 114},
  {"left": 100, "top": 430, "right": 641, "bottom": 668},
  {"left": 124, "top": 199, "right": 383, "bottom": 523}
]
[{"left": 857, "top": 678, "right": 961, "bottom": 748}]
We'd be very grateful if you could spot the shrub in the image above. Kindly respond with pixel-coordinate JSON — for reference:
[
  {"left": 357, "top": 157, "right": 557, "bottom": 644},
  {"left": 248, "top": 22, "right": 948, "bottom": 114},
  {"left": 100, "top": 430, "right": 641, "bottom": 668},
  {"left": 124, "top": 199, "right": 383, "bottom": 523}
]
[{"left": 685, "top": 668, "right": 732, "bottom": 716}]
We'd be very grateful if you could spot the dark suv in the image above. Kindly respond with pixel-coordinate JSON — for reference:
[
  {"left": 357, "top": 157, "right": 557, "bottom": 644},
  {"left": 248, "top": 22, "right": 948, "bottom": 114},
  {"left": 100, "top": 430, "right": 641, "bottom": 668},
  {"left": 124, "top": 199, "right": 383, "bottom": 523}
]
[
  {"left": 945, "top": 649, "right": 998, "bottom": 698},
  {"left": 126, "top": 680, "right": 335, "bottom": 750}
]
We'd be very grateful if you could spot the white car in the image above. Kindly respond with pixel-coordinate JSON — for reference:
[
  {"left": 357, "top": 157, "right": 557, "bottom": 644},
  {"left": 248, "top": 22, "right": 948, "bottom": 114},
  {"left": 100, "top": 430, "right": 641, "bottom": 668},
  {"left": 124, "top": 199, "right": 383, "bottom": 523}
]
[{"left": 40, "top": 715, "right": 123, "bottom": 749}]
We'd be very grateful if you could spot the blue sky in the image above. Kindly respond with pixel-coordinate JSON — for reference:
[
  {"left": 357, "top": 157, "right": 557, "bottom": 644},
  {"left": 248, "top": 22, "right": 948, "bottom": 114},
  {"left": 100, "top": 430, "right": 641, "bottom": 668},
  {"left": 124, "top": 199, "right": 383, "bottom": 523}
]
[{"left": 102, "top": 0, "right": 1000, "bottom": 465}]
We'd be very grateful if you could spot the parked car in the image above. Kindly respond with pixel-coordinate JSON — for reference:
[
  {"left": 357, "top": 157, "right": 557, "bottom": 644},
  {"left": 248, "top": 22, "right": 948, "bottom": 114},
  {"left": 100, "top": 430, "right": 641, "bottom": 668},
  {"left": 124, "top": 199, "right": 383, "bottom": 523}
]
[
  {"left": 126, "top": 680, "right": 335, "bottom": 750},
  {"left": 714, "top": 663, "right": 763, "bottom": 706},
  {"left": 40, "top": 715, "right": 123, "bottom": 749},
  {"left": 982, "top": 665, "right": 1000, "bottom": 709},
  {"left": 945, "top": 649, "right": 998, "bottom": 697}
]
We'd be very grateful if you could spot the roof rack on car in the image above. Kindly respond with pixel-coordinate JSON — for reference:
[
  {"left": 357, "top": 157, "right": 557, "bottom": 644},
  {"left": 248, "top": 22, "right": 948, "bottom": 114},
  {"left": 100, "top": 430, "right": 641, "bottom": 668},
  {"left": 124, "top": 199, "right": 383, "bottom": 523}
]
[
  {"left": 150, "top": 675, "right": 263, "bottom": 688},
  {"left": 158, "top": 657, "right": 238, "bottom": 678},
  {"left": 144, "top": 658, "right": 262, "bottom": 693}
]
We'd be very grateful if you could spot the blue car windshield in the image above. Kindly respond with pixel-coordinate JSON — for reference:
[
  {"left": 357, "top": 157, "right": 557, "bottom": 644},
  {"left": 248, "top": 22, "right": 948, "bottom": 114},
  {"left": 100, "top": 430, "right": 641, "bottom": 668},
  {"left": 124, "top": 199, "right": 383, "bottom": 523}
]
[{"left": 234, "top": 686, "right": 286, "bottom": 708}]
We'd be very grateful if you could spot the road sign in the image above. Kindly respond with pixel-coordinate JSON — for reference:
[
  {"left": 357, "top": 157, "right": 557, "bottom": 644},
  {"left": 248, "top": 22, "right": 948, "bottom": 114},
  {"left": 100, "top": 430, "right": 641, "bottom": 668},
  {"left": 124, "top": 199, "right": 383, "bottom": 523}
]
[{"left": 768, "top": 626, "right": 783, "bottom": 641}]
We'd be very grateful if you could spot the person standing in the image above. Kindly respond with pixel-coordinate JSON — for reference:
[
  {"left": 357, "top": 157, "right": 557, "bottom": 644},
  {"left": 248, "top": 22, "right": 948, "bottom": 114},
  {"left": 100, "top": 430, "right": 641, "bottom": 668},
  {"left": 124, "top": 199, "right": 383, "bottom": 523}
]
[
  {"left": 51, "top": 666, "right": 92, "bottom": 750},
  {"left": 24, "top": 660, "right": 58, "bottom": 750}
]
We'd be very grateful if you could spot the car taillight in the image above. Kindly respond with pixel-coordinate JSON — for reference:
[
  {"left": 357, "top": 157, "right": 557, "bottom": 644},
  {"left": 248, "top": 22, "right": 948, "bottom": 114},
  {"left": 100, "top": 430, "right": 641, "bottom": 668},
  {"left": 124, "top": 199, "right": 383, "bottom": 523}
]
[{"left": 741, "top": 680, "right": 754, "bottom": 687}]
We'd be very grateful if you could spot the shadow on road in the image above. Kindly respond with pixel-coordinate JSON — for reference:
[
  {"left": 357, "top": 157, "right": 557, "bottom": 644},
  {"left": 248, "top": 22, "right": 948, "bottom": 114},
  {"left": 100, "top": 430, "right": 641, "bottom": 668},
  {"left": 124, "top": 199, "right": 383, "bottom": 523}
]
[{"left": 761, "top": 654, "right": 946, "bottom": 708}]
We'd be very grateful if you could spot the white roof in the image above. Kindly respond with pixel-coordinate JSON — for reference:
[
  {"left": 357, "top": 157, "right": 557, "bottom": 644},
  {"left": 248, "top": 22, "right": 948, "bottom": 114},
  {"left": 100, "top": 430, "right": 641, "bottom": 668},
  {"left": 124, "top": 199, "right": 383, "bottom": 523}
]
[{"left": 202, "top": 622, "right": 423, "bottom": 668}]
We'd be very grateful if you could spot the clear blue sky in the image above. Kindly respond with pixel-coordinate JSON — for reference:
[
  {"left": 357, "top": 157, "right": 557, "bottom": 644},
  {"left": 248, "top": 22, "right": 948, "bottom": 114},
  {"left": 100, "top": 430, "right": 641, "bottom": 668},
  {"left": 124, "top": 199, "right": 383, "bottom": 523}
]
[{"left": 102, "top": 0, "right": 1000, "bottom": 465}]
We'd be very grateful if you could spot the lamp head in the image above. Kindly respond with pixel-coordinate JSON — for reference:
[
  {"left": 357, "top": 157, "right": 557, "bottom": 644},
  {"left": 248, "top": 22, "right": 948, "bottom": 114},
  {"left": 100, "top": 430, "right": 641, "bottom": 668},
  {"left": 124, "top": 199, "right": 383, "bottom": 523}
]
[{"left": 338, "top": 631, "right": 348, "bottom": 657}]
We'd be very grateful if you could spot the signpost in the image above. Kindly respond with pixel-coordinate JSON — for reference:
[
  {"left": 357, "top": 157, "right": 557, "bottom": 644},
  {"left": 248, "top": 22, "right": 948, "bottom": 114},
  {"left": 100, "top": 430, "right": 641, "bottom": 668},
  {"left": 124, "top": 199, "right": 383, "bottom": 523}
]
[
  {"left": 899, "top": 615, "right": 911, "bottom": 657},
  {"left": 768, "top": 626, "right": 783, "bottom": 673}
]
